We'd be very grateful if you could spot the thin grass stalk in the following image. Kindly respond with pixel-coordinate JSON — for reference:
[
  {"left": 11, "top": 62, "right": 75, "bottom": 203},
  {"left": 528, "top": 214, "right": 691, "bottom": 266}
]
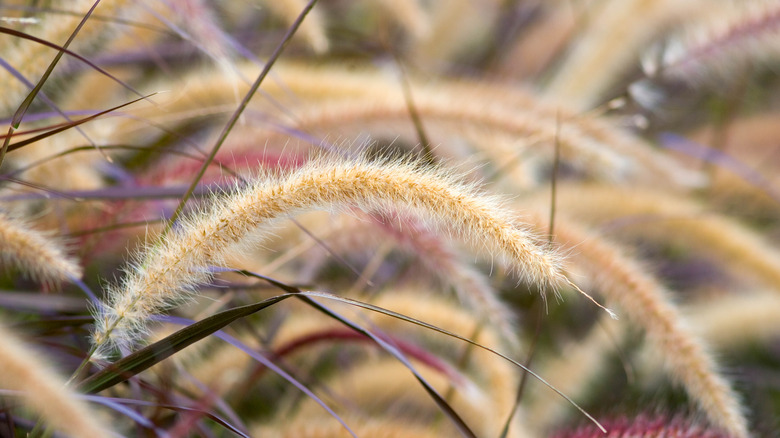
[
  {"left": 261, "top": 0, "right": 328, "bottom": 54},
  {"left": 165, "top": 0, "right": 320, "bottom": 233},
  {"left": 525, "top": 314, "right": 625, "bottom": 433}
]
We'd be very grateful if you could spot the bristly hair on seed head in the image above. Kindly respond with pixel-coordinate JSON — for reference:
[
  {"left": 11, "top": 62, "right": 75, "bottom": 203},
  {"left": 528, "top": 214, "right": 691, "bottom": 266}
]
[{"left": 90, "top": 153, "right": 587, "bottom": 358}]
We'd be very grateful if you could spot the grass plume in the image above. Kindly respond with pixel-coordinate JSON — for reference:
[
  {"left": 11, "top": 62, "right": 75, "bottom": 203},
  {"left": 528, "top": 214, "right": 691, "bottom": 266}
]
[
  {"left": 542, "top": 215, "right": 749, "bottom": 438},
  {"left": 92, "top": 157, "right": 570, "bottom": 358},
  {"left": 0, "top": 323, "right": 111, "bottom": 438},
  {"left": 645, "top": 1, "right": 780, "bottom": 85},
  {"left": 552, "top": 184, "right": 780, "bottom": 291},
  {"left": 0, "top": 211, "right": 81, "bottom": 284}
]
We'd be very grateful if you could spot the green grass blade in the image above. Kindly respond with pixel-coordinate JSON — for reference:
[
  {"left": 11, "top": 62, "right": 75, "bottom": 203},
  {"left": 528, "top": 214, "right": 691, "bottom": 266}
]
[{"left": 78, "top": 294, "right": 293, "bottom": 394}]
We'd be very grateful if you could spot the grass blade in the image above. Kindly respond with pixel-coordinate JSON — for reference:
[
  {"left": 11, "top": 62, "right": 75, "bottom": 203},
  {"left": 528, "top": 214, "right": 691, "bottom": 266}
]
[
  {"left": 5, "top": 93, "right": 156, "bottom": 153},
  {"left": 299, "top": 291, "right": 607, "bottom": 434},
  {"left": 0, "top": 1, "right": 101, "bottom": 168},
  {"left": 10, "top": 0, "right": 102, "bottom": 129},
  {"left": 165, "top": 0, "right": 320, "bottom": 232},
  {"left": 296, "top": 295, "right": 478, "bottom": 438},
  {"left": 232, "top": 269, "right": 604, "bottom": 432},
  {"left": 77, "top": 294, "right": 292, "bottom": 394}
]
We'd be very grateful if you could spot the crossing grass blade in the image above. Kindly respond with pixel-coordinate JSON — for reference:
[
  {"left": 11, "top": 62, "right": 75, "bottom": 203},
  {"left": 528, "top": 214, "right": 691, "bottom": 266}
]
[
  {"left": 293, "top": 294, "right": 479, "bottom": 438},
  {"left": 5, "top": 93, "right": 156, "bottom": 153},
  {"left": 294, "top": 290, "right": 607, "bottom": 434},
  {"left": 77, "top": 294, "right": 293, "bottom": 394},
  {"left": 237, "top": 270, "right": 603, "bottom": 435},
  {"left": 9, "top": 0, "right": 102, "bottom": 130}
]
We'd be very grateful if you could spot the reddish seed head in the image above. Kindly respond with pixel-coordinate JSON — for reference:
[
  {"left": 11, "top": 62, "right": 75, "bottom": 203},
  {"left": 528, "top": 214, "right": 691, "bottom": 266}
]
[{"left": 552, "top": 414, "right": 735, "bottom": 438}]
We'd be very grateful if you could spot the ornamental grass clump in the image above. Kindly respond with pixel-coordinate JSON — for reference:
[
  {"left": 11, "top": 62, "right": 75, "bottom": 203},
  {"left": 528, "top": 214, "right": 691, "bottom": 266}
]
[{"left": 1, "top": 1, "right": 778, "bottom": 436}]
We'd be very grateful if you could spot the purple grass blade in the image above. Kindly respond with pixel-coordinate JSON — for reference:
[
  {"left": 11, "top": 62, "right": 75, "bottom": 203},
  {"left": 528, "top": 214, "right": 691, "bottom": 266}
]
[
  {"left": 177, "top": 369, "right": 247, "bottom": 433},
  {"left": 69, "top": 276, "right": 101, "bottom": 307},
  {"left": 659, "top": 132, "right": 780, "bottom": 203},
  {"left": 0, "top": 182, "right": 222, "bottom": 202},
  {"left": 80, "top": 395, "right": 161, "bottom": 435}
]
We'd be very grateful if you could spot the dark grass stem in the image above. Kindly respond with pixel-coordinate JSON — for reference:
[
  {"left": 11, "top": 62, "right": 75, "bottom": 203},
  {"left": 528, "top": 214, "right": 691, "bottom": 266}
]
[
  {"left": 548, "top": 111, "right": 561, "bottom": 245},
  {"left": 0, "top": 399, "right": 15, "bottom": 436},
  {"left": 0, "top": 58, "right": 94, "bottom": 148},
  {"left": 500, "top": 112, "right": 562, "bottom": 438},
  {"left": 392, "top": 51, "right": 435, "bottom": 165},
  {"left": 0, "top": 0, "right": 101, "bottom": 168},
  {"left": 499, "top": 303, "right": 544, "bottom": 438},
  {"left": 0, "top": 26, "right": 145, "bottom": 99},
  {"left": 164, "top": 0, "right": 320, "bottom": 236},
  {"left": 4, "top": 93, "right": 157, "bottom": 154},
  {"left": 438, "top": 323, "right": 483, "bottom": 421}
]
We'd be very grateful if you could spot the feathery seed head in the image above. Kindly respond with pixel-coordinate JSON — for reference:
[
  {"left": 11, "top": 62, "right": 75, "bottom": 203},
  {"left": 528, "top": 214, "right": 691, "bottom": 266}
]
[
  {"left": 553, "top": 414, "right": 734, "bottom": 438},
  {"left": 91, "top": 157, "right": 571, "bottom": 358},
  {"left": 0, "top": 324, "right": 112, "bottom": 438},
  {"left": 0, "top": 211, "right": 82, "bottom": 285},
  {"left": 647, "top": 1, "right": 780, "bottom": 86},
  {"left": 541, "top": 214, "right": 749, "bottom": 438}
]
